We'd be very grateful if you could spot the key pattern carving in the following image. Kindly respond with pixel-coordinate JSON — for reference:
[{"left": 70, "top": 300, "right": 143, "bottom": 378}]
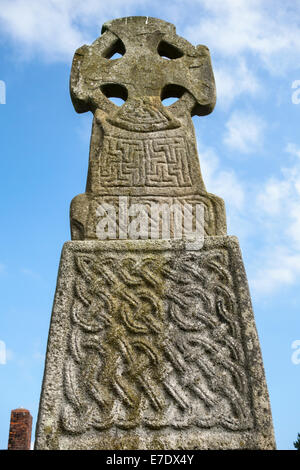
[{"left": 99, "top": 136, "right": 192, "bottom": 187}]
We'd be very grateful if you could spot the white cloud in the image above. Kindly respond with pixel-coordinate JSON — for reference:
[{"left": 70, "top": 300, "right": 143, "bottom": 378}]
[
  {"left": 251, "top": 143, "right": 300, "bottom": 293},
  {"left": 0, "top": 0, "right": 141, "bottom": 61},
  {"left": 214, "top": 60, "right": 261, "bottom": 108},
  {"left": 199, "top": 142, "right": 245, "bottom": 211},
  {"left": 185, "top": 0, "right": 300, "bottom": 74},
  {"left": 0, "top": 0, "right": 299, "bottom": 72},
  {"left": 286, "top": 142, "right": 300, "bottom": 160},
  {"left": 0, "top": 0, "right": 85, "bottom": 61},
  {"left": 251, "top": 247, "right": 300, "bottom": 294},
  {"left": 257, "top": 143, "right": 300, "bottom": 246},
  {"left": 182, "top": 1, "right": 300, "bottom": 108},
  {"left": 198, "top": 139, "right": 300, "bottom": 295},
  {"left": 223, "top": 110, "right": 265, "bottom": 154},
  {"left": 256, "top": 178, "right": 290, "bottom": 216}
]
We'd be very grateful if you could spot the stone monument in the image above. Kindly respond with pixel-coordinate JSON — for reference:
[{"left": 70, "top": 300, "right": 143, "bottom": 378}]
[{"left": 35, "top": 16, "right": 276, "bottom": 450}]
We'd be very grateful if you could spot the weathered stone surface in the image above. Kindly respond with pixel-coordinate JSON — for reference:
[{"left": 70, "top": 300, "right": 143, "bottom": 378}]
[
  {"left": 35, "top": 238, "right": 275, "bottom": 450},
  {"left": 69, "top": 16, "right": 226, "bottom": 240},
  {"left": 35, "top": 16, "right": 275, "bottom": 450}
]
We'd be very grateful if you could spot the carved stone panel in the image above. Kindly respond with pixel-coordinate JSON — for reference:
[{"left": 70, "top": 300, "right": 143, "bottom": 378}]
[
  {"left": 98, "top": 135, "right": 192, "bottom": 188},
  {"left": 35, "top": 238, "right": 275, "bottom": 450},
  {"left": 68, "top": 16, "right": 225, "bottom": 240}
]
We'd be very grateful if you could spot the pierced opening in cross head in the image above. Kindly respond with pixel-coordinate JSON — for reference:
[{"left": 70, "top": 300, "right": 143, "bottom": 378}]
[
  {"left": 157, "top": 40, "right": 184, "bottom": 60},
  {"left": 161, "top": 84, "right": 186, "bottom": 106},
  {"left": 103, "top": 38, "right": 126, "bottom": 60},
  {"left": 101, "top": 83, "right": 128, "bottom": 106}
]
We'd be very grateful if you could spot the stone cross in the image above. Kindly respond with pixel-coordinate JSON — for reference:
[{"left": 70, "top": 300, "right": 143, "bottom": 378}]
[
  {"left": 35, "top": 17, "right": 276, "bottom": 450},
  {"left": 69, "top": 16, "right": 226, "bottom": 241}
]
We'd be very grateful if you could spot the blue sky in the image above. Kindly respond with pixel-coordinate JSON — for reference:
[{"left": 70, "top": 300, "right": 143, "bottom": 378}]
[{"left": 0, "top": 0, "right": 300, "bottom": 450}]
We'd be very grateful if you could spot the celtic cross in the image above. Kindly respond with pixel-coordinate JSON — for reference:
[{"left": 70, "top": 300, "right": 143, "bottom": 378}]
[{"left": 69, "top": 16, "right": 226, "bottom": 240}]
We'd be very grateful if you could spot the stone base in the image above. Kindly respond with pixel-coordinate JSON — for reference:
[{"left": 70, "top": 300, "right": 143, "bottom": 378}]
[{"left": 35, "top": 237, "right": 275, "bottom": 450}]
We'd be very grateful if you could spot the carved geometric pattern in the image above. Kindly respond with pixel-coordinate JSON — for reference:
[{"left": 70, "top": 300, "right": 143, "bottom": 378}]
[
  {"left": 61, "top": 247, "right": 254, "bottom": 434},
  {"left": 99, "top": 136, "right": 192, "bottom": 188},
  {"left": 107, "top": 99, "right": 181, "bottom": 132}
]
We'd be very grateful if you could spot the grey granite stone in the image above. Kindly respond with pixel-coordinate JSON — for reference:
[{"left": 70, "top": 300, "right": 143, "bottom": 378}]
[
  {"left": 35, "top": 16, "right": 275, "bottom": 450},
  {"left": 68, "top": 16, "right": 226, "bottom": 240},
  {"left": 35, "top": 238, "right": 275, "bottom": 450}
]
